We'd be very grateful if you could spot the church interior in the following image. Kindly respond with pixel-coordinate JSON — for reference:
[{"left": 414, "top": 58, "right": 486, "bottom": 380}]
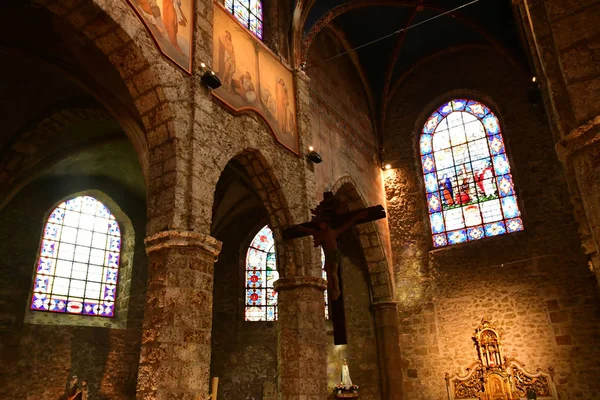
[{"left": 1, "top": 0, "right": 599, "bottom": 399}]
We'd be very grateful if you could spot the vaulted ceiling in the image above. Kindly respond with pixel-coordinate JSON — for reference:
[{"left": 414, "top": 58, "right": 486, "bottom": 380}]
[{"left": 299, "top": 0, "right": 530, "bottom": 124}]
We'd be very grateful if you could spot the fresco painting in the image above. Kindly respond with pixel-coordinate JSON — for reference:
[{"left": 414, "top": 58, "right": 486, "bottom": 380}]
[
  {"left": 127, "top": 0, "right": 193, "bottom": 73},
  {"left": 212, "top": 3, "right": 299, "bottom": 155}
]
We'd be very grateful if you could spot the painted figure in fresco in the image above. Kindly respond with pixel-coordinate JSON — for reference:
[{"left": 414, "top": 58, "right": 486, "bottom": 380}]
[
  {"left": 275, "top": 78, "right": 289, "bottom": 132},
  {"left": 441, "top": 175, "right": 454, "bottom": 207},
  {"left": 162, "top": 0, "right": 187, "bottom": 55},
  {"left": 233, "top": 71, "right": 256, "bottom": 102},
  {"left": 218, "top": 30, "right": 236, "bottom": 91},
  {"left": 135, "top": 0, "right": 166, "bottom": 34},
  {"left": 456, "top": 165, "right": 471, "bottom": 204},
  {"left": 474, "top": 161, "right": 496, "bottom": 197},
  {"left": 295, "top": 210, "right": 368, "bottom": 300}
]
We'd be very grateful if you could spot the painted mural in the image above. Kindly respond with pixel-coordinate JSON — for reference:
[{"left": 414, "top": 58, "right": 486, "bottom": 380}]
[
  {"left": 127, "top": 0, "right": 193, "bottom": 73},
  {"left": 212, "top": 3, "right": 299, "bottom": 155}
]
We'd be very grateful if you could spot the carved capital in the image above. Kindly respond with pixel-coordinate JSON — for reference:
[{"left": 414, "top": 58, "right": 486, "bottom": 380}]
[
  {"left": 144, "top": 230, "right": 222, "bottom": 256},
  {"left": 555, "top": 115, "right": 600, "bottom": 163},
  {"left": 274, "top": 276, "right": 327, "bottom": 292}
]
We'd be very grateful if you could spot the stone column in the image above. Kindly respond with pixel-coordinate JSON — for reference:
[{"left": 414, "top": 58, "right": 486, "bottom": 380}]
[
  {"left": 136, "top": 231, "right": 222, "bottom": 400},
  {"left": 372, "top": 301, "right": 404, "bottom": 400},
  {"left": 274, "top": 276, "right": 328, "bottom": 400},
  {"left": 556, "top": 118, "right": 600, "bottom": 283}
]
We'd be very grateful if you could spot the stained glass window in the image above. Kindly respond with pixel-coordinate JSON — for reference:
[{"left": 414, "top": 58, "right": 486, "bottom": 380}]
[
  {"left": 224, "top": 0, "right": 263, "bottom": 39},
  {"left": 30, "top": 196, "right": 121, "bottom": 317},
  {"left": 245, "top": 225, "right": 278, "bottom": 321},
  {"left": 321, "top": 248, "right": 329, "bottom": 320},
  {"left": 245, "top": 226, "right": 329, "bottom": 321},
  {"left": 420, "top": 99, "right": 523, "bottom": 248}
]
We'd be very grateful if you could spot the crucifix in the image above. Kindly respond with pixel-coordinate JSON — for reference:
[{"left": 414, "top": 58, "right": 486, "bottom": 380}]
[{"left": 282, "top": 191, "right": 386, "bottom": 344}]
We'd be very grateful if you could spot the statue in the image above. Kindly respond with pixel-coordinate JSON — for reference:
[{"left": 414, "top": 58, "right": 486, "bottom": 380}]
[
  {"left": 67, "top": 376, "right": 89, "bottom": 400},
  {"left": 341, "top": 359, "right": 353, "bottom": 390},
  {"left": 283, "top": 191, "right": 386, "bottom": 300}
]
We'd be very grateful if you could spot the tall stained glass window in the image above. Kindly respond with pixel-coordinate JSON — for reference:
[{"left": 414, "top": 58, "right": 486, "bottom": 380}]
[
  {"left": 420, "top": 99, "right": 523, "bottom": 247},
  {"left": 224, "top": 0, "right": 263, "bottom": 39},
  {"left": 30, "top": 196, "right": 121, "bottom": 317},
  {"left": 245, "top": 226, "right": 329, "bottom": 321},
  {"left": 245, "top": 225, "right": 278, "bottom": 321}
]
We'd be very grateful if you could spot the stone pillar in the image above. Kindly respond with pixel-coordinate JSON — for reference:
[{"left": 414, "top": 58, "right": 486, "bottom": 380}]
[
  {"left": 556, "top": 117, "right": 600, "bottom": 283},
  {"left": 274, "top": 276, "right": 328, "bottom": 400},
  {"left": 136, "top": 231, "right": 222, "bottom": 400},
  {"left": 372, "top": 301, "right": 404, "bottom": 400}
]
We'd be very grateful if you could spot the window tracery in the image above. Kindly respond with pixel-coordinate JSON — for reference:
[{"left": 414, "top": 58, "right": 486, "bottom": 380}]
[
  {"left": 30, "top": 196, "right": 121, "bottom": 317},
  {"left": 420, "top": 99, "right": 523, "bottom": 247},
  {"left": 224, "top": 0, "right": 263, "bottom": 39}
]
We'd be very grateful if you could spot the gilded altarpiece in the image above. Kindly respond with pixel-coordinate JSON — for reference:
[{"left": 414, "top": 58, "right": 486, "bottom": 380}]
[{"left": 445, "top": 319, "right": 557, "bottom": 400}]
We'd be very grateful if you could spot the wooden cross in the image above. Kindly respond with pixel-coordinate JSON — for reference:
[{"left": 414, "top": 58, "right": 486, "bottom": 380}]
[{"left": 283, "top": 191, "right": 386, "bottom": 344}]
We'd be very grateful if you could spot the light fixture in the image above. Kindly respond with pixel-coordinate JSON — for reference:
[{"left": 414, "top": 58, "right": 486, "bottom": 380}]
[
  {"left": 532, "top": 76, "right": 536, "bottom": 82},
  {"left": 384, "top": 164, "right": 392, "bottom": 170},
  {"left": 199, "top": 62, "right": 222, "bottom": 89},
  {"left": 307, "top": 146, "right": 322, "bottom": 163}
]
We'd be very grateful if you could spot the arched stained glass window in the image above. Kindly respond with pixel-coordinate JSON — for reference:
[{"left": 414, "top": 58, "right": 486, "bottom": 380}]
[
  {"left": 321, "top": 248, "right": 329, "bottom": 320},
  {"left": 225, "top": 0, "right": 263, "bottom": 39},
  {"left": 420, "top": 99, "right": 523, "bottom": 247},
  {"left": 245, "top": 225, "right": 278, "bottom": 321},
  {"left": 245, "top": 225, "right": 329, "bottom": 321},
  {"left": 30, "top": 196, "right": 121, "bottom": 317}
]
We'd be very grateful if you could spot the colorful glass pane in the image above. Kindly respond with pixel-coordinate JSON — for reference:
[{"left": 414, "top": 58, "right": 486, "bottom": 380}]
[
  {"left": 245, "top": 225, "right": 277, "bottom": 321},
  {"left": 225, "top": 0, "right": 263, "bottom": 39},
  {"left": 30, "top": 196, "right": 121, "bottom": 317},
  {"left": 244, "top": 225, "right": 329, "bottom": 321},
  {"left": 420, "top": 99, "right": 523, "bottom": 247},
  {"left": 321, "top": 248, "right": 329, "bottom": 320}
]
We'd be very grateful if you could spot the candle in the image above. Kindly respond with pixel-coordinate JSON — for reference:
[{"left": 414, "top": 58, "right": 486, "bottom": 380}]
[{"left": 211, "top": 377, "right": 219, "bottom": 399}]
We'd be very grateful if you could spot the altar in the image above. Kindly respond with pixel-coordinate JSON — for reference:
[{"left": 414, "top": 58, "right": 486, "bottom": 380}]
[{"left": 445, "top": 319, "right": 557, "bottom": 400}]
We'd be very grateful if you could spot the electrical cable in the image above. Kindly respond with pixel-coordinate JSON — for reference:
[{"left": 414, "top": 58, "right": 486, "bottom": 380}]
[{"left": 302, "top": 0, "right": 481, "bottom": 71}]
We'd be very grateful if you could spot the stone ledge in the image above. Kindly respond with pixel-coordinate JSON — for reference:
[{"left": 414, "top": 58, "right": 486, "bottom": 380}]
[
  {"left": 145, "top": 230, "right": 222, "bottom": 256},
  {"left": 556, "top": 115, "right": 600, "bottom": 162},
  {"left": 274, "top": 276, "right": 327, "bottom": 292}
]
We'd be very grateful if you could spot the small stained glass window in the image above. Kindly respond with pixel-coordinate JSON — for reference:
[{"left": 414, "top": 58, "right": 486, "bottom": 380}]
[
  {"left": 224, "top": 0, "right": 263, "bottom": 39},
  {"left": 30, "top": 196, "right": 121, "bottom": 317},
  {"left": 321, "top": 248, "right": 329, "bottom": 320},
  {"left": 245, "top": 226, "right": 329, "bottom": 321},
  {"left": 420, "top": 99, "right": 523, "bottom": 247},
  {"left": 245, "top": 225, "right": 278, "bottom": 321}
]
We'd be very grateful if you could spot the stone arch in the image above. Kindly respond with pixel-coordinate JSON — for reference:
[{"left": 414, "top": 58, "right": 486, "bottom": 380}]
[
  {"left": 35, "top": 0, "right": 187, "bottom": 179},
  {"left": 331, "top": 175, "right": 394, "bottom": 302},
  {"left": 0, "top": 107, "right": 120, "bottom": 210},
  {"left": 224, "top": 149, "right": 296, "bottom": 276}
]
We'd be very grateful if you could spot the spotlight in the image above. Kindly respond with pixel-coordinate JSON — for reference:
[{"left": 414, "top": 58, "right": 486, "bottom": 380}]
[
  {"left": 307, "top": 150, "right": 322, "bottom": 164},
  {"left": 532, "top": 76, "right": 536, "bottom": 83},
  {"left": 308, "top": 146, "right": 314, "bottom": 151},
  {"left": 384, "top": 164, "right": 392, "bottom": 170},
  {"left": 201, "top": 70, "right": 222, "bottom": 89}
]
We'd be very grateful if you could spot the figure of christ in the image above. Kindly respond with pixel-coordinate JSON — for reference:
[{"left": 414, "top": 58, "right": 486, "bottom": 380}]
[
  {"left": 162, "top": 0, "right": 187, "bottom": 55},
  {"left": 295, "top": 210, "right": 368, "bottom": 300}
]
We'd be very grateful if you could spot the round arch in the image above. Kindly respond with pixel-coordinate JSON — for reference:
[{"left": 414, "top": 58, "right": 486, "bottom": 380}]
[{"left": 331, "top": 175, "right": 394, "bottom": 303}]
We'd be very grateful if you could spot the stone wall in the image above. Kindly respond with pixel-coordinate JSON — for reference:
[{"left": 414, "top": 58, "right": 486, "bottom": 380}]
[
  {"left": 306, "top": 28, "right": 384, "bottom": 208},
  {"left": 0, "top": 176, "right": 147, "bottom": 399},
  {"left": 210, "top": 213, "right": 278, "bottom": 400},
  {"left": 383, "top": 46, "right": 600, "bottom": 399}
]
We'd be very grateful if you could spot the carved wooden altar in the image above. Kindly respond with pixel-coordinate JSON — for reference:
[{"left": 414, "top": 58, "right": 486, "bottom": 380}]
[{"left": 445, "top": 319, "right": 557, "bottom": 400}]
